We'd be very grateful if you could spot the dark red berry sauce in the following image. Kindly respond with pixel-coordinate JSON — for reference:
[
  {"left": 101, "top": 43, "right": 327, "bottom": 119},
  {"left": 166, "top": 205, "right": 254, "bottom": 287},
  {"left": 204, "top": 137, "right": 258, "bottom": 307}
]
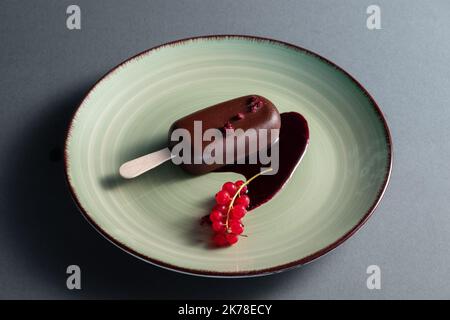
[{"left": 216, "top": 112, "right": 309, "bottom": 210}]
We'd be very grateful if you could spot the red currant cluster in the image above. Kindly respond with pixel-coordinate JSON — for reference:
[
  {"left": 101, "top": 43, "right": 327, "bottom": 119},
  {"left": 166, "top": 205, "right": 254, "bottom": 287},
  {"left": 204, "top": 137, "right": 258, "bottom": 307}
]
[{"left": 209, "top": 180, "right": 251, "bottom": 246}]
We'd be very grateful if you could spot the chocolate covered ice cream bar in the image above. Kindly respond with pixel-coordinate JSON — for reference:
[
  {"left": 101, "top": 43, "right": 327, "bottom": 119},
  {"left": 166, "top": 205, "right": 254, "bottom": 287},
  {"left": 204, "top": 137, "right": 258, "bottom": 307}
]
[
  {"left": 168, "top": 95, "right": 281, "bottom": 174},
  {"left": 119, "top": 95, "right": 281, "bottom": 178}
]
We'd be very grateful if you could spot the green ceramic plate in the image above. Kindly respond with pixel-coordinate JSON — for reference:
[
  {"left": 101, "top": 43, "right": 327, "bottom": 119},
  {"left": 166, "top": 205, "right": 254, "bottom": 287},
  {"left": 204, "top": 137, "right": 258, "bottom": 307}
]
[{"left": 65, "top": 36, "right": 392, "bottom": 277}]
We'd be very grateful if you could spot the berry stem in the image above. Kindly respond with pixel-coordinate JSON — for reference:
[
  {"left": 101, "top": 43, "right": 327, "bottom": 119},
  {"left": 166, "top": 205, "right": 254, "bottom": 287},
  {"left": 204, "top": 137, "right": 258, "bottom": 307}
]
[{"left": 225, "top": 167, "right": 273, "bottom": 229}]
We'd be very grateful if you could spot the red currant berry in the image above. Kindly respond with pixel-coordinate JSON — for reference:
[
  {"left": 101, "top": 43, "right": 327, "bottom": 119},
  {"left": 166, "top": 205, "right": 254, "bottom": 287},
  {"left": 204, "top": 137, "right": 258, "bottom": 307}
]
[
  {"left": 230, "top": 205, "right": 247, "bottom": 219},
  {"left": 213, "top": 233, "right": 228, "bottom": 246},
  {"left": 209, "top": 210, "right": 224, "bottom": 222},
  {"left": 222, "top": 182, "right": 238, "bottom": 196},
  {"left": 226, "top": 233, "right": 239, "bottom": 245},
  {"left": 228, "top": 218, "right": 242, "bottom": 225},
  {"left": 229, "top": 221, "right": 244, "bottom": 235},
  {"left": 235, "top": 194, "right": 250, "bottom": 208},
  {"left": 213, "top": 204, "right": 228, "bottom": 213},
  {"left": 212, "top": 221, "right": 226, "bottom": 233},
  {"left": 235, "top": 180, "right": 248, "bottom": 194},
  {"left": 215, "top": 190, "right": 230, "bottom": 205}
]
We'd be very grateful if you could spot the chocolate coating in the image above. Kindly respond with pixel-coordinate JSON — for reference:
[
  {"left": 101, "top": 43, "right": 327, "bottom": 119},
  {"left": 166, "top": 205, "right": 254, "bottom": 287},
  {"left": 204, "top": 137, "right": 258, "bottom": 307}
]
[{"left": 168, "top": 95, "right": 281, "bottom": 174}]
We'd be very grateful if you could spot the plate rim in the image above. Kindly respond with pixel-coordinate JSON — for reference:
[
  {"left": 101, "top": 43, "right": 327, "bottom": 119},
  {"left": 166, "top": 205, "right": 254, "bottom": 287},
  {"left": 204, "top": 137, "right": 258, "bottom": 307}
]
[{"left": 64, "top": 34, "right": 393, "bottom": 278}]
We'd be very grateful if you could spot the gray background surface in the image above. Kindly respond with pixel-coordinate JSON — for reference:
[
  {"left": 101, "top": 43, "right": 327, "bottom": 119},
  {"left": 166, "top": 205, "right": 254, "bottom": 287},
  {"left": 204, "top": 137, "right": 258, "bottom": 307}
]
[{"left": 0, "top": 0, "right": 449, "bottom": 299}]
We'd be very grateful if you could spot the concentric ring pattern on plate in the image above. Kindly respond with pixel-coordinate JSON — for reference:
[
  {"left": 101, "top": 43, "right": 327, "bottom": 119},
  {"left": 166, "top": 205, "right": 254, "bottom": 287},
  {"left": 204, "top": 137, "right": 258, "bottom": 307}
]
[{"left": 65, "top": 36, "right": 391, "bottom": 277}]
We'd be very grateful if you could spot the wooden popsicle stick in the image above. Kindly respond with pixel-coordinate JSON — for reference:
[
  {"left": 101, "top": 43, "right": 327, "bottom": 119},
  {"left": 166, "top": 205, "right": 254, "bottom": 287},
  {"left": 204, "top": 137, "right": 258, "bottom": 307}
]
[{"left": 119, "top": 147, "right": 173, "bottom": 179}]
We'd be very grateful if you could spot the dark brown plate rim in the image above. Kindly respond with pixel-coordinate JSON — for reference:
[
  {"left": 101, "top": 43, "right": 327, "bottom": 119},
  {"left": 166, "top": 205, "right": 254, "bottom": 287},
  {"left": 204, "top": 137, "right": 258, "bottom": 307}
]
[{"left": 64, "top": 35, "right": 393, "bottom": 278}]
